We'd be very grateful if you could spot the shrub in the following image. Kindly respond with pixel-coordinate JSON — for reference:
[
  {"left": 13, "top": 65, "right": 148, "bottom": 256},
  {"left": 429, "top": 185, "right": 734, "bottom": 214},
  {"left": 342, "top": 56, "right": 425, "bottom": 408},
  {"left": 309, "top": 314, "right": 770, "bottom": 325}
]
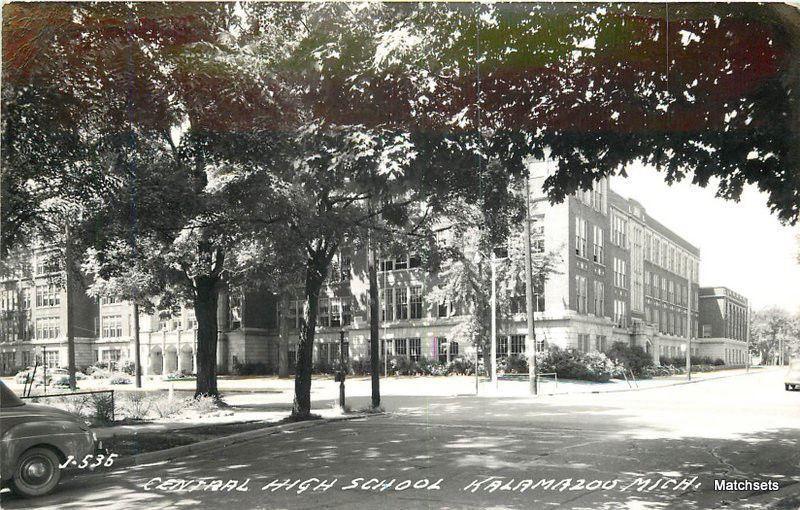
[
  {"left": 118, "top": 361, "right": 136, "bottom": 375},
  {"left": 312, "top": 359, "right": 336, "bottom": 375},
  {"left": 713, "top": 358, "right": 725, "bottom": 366},
  {"left": 110, "top": 374, "right": 132, "bottom": 385},
  {"left": 58, "top": 394, "right": 90, "bottom": 416},
  {"left": 122, "top": 392, "right": 151, "bottom": 420},
  {"left": 605, "top": 342, "right": 654, "bottom": 378},
  {"left": 536, "top": 347, "right": 617, "bottom": 382},
  {"left": 89, "top": 393, "right": 115, "bottom": 423},
  {"left": 231, "top": 361, "right": 272, "bottom": 376},
  {"left": 350, "top": 358, "right": 371, "bottom": 375},
  {"left": 149, "top": 395, "right": 192, "bottom": 419},
  {"left": 190, "top": 395, "right": 218, "bottom": 415},
  {"left": 497, "top": 355, "right": 529, "bottom": 374}
]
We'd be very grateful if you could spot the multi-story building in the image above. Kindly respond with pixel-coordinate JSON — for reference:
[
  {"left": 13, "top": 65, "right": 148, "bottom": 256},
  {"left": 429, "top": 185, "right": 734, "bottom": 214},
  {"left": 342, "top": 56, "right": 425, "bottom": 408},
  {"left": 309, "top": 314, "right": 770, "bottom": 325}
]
[
  {"left": 698, "top": 286, "right": 750, "bottom": 365},
  {"left": 0, "top": 163, "right": 751, "bottom": 376}
]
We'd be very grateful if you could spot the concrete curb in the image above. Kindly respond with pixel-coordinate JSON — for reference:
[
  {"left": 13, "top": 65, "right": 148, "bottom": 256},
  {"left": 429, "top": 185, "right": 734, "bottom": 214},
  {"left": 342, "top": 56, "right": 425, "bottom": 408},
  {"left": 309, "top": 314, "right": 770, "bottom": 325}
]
[{"left": 103, "top": 413, "right": 378, "bottom": 472}]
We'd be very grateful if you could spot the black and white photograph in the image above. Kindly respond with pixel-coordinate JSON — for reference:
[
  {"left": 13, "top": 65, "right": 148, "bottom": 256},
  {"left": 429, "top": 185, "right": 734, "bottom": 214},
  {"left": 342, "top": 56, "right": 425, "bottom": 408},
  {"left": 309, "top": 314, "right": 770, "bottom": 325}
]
[{"left": 1, "top": 2, "right": 800, "bottom": 509}]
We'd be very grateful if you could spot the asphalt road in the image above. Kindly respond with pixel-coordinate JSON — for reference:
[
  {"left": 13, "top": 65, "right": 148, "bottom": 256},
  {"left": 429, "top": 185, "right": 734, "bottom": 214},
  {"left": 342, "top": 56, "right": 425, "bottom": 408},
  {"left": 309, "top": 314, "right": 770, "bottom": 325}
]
[{"left": 4, "top": 368, "right": 798, "bottom": 510}]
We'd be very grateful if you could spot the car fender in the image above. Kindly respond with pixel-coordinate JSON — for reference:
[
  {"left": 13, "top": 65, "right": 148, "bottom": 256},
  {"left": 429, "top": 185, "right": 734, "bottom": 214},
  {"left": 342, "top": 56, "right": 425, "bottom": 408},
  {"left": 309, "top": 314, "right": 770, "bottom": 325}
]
[{"left": 1, "top": 417, "right": 94, "bottom": 482}]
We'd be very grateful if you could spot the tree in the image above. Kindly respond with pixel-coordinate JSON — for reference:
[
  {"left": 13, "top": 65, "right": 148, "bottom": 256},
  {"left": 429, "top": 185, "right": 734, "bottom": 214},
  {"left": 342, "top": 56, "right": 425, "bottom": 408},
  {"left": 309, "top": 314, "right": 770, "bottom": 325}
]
[
  {"left": 750, "top": 307, "right": 798, "bottom": 365},
  {"left": 428, "top": 201, "right": 561, "bottom": 375},
  {"left": 362, "top": 3, "right": 800, "bottom": 223}
]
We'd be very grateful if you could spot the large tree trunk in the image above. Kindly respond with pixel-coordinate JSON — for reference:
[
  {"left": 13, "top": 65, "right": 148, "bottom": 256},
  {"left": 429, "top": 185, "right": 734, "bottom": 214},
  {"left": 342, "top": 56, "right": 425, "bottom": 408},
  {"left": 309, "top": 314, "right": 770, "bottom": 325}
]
[
  {"left": 194, "top": 275, "right": 220, "bottom": 398},
  {"left": 368, "top": 244, "right": 381, "bottom": 409},
  {"left": 292, "top": 257, "right": 326, "bottom": 419}
]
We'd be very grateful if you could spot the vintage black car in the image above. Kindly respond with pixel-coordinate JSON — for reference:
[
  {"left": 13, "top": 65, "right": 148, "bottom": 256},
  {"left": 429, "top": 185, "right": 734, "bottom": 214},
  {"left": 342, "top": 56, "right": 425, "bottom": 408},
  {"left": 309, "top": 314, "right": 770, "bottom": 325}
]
[{"left": 0, "top": 381, "right": 98, "bottom": 497}]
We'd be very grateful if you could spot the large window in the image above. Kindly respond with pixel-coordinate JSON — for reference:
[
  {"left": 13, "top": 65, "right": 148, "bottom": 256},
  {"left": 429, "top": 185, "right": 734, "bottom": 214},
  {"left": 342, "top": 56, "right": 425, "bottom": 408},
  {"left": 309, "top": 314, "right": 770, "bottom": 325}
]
[
  {"left": 410, "top": 287, "right": 423, "bottom": 319},
  {"left": 382, "top": 288, "right": 395, "bottom": 321},
  {"left": 394, "top": 338, "right": 407, "bottom": 356},
  {"left": 574, "top": 217, "right": 587, "bottom": 258},
  {"left": 409, "top": 338, "right": 421, "bottom": 361},
  {"left": 100, "top": 295, "right": 120, "bottom": 305},
  {"left": 592, "top": 226, "right": 604, "bottom": 263},
  {"left": 575, "top": 275, "right": 588, "bottom": 313},
  {"left": 593, "top": 281, "right": 605, "bottom": 316},
  {"left": 498, "top": 336, "right": 509, "bottom": 357},
  {"left": 613, "top": 300, "right": 627, "bottom": 328},
  {"left": 612, "top": 213, "right": 627, "bottom": 247},
  {"left": 35, "top": 317, "right": 60, "bottom": 339},
  {"left": 510, "top": 335, "right": 526, "bottom": 356},
  {"left": 395, "top": 288, "right": 409, "bottom": 320},
  {"left": 613, "top": 258, "right": 626, "bottom": 288},
  {"left": 101, "top": 315, "right": 123, "bottom": 338},
  {"left": 35, "top": 284, "right": 61, "bottom": 308},
  {"left": 577, "top": 333, "right": 591, "bottom": 352},
  {"left": 595, "top": 335, "right": 608, "bottom": 352}
]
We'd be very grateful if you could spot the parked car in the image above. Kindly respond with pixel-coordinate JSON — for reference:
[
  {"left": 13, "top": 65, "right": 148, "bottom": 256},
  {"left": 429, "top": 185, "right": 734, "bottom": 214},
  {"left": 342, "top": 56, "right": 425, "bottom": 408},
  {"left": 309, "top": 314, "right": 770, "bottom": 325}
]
[
  {"left": 785, "top": 361, "right": 800, "bottom": 391},
  {"left": 0, "top": 381, "right": 99, "bottom": 497}
]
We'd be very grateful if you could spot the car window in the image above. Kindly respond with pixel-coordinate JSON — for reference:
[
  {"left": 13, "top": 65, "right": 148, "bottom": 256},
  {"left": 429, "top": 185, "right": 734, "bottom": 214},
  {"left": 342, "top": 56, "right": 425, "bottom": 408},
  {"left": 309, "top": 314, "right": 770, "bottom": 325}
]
[{"left": 0, "top": 380, "right": 25, "bottom": 408}]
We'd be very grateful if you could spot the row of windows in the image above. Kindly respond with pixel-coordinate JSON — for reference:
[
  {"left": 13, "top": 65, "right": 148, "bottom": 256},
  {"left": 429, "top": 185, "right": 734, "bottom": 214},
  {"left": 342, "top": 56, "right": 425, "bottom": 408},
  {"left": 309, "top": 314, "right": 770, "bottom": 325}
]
[
  {"left": 644, "top": 231, "right": 699, "bottom": 281},
  {"left": 35, "top": 317, "right": 60, "bottom": 339},
  {"left": 379, "top": 255, "right": 422, "bottom": 272},
  {"left": 574, "top": 276, "right": 605, "bottom": 316},
  {"left": 646, "top": 307, "right": 695, "bottom": 337},
  {"left": 574, "top": 218, "right": 604, "bottom": 264},
  {"left": 287, "top": 297, "right": 353, "bottom": 329},
  {"left": 576, "top": 333, "right": 609, "bottom": 353},
  {"left": 644, "top": 272, "right": 697, "bottom": 308},
  {"left": 574, "top": 180, "right": 607, "bottom": 213}
]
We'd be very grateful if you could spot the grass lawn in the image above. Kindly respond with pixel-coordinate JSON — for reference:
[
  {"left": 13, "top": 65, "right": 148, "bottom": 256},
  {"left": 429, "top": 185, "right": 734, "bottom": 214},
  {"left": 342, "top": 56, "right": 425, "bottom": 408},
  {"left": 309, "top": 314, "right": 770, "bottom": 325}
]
[{"left": 101, "top": 421, "right": 277, "bottom": 456}]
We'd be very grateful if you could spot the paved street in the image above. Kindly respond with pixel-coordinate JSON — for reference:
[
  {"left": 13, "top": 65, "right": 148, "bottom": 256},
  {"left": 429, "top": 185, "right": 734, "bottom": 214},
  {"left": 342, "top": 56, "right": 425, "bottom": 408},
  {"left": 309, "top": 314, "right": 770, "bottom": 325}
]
[{"left": 3, "top": 368, "right": 798, "bottom": 509}]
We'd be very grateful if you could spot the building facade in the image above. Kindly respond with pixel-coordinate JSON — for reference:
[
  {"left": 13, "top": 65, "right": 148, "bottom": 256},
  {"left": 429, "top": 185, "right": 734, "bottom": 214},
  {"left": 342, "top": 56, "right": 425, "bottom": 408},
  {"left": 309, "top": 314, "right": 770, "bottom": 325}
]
[
  {"left": 0, "top": 164, "right": 750, "bottom": 376},
  {"left": 698, "top": 286, "right": 750, "bottom": 365}
]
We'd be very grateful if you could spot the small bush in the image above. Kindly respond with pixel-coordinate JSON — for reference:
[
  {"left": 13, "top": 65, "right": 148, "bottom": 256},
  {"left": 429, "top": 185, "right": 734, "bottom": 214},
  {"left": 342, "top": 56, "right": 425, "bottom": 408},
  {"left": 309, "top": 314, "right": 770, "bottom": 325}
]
[
  {"left": 118, "top": 361, "right": 136, "bottom": 375},
  {"left": 58, "top": 394, "right": 90, "bottom": 416},
  {"left": 312, "top": 359, "right": 335, "bottom": 375},
  {"left": 536, "top": 347, "right": 617, "bottom": 382},
  {"left": 110, "top": 374, "right": 132, "bottom": 385},
  {"left": 713, "top": 358, "right": 725, "bottom": 366},
  {"left": 605, "top": 342, "right": 654, "bottom": 378},
  {"left": 149, "top": 395, "right": 192, "bottom": 419},
  {"left": 122, "top": 391, "right": 151, "bottom": 420},
  {"left": 231, "top": 361, "right": 272, "bottom": 376},
  {"left": 190, "top": 395, "right": 218, "bottom": 415},
  {"left": 89, "top": 393, "right": 115, "bottom": 423},
  {"left": 350, "top": 358, "right": 371, "bottom": 375}
]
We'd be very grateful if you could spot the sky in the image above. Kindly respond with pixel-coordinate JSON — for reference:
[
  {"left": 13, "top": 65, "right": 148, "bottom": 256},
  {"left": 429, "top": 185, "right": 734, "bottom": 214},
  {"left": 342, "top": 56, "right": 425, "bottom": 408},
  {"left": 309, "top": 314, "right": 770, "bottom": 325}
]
[{"left": 609, "top": 165, "right": 800, "bottom": 313}]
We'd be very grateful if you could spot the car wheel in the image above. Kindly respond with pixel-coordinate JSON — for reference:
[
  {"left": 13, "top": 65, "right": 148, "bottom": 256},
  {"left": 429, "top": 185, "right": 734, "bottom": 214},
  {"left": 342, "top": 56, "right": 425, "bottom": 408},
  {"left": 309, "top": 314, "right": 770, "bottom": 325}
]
[
  {"left": 787, "top": 384, "right": 792, "bottom": 391},
  {"left": 10, "top": 447, "right": 62, "bottom": 498}
]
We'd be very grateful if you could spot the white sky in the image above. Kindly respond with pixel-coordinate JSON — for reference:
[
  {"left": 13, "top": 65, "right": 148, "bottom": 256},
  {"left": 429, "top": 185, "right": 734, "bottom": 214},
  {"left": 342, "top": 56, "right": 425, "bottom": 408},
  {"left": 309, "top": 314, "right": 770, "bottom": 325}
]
[{"left": 609, "top": 164, "right": 800, "bottom": 314}]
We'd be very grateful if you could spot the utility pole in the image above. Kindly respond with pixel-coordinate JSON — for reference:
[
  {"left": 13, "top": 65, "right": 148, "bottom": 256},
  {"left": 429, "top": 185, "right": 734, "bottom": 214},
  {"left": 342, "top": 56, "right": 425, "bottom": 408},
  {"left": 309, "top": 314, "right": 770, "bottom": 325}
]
[
  {"left": 745, "top": 305, "right": 750, "bottom": 373},
  {"left": 490, "top": 252, "right": 498, "bottom": 391},
  {"left": 523, "top": 172, "right": 537, "bottom": 395},
  {"left": 65, "top": 223, "right": 77, "bottom": 390},
  {"left": 686, "top": 265, "right": 692, "bottom": 381}
]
